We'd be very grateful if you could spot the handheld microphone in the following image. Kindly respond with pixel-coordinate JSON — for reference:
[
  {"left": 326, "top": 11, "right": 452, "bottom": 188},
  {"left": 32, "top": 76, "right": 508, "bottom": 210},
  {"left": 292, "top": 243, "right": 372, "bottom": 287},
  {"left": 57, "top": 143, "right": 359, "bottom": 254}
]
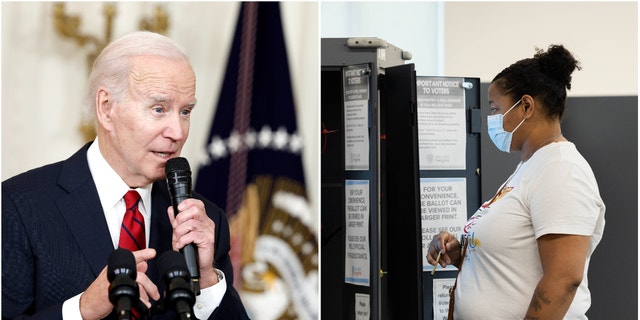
[
  {"left": 165, "top": 157, "right": 201, "bottom": 295},
  {"left": 108, "top": 248, "right": 139, "bottom": 320},
  {"left": 158, "top": 250, "right": 196, "bottom": 320}
]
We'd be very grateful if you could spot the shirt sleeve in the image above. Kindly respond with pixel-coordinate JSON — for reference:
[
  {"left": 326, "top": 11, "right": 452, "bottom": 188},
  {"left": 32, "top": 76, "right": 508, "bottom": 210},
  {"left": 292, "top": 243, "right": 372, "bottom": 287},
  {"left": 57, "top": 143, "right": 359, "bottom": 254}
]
[
  {"left": 62, "top": 293, "right": 83, "bottom": 320},
  {"left": 193, "top": 268, "right": 227, "bottom": 320},
  {"left": 527, "top": 161, "right": 603, "bottom": 238}
]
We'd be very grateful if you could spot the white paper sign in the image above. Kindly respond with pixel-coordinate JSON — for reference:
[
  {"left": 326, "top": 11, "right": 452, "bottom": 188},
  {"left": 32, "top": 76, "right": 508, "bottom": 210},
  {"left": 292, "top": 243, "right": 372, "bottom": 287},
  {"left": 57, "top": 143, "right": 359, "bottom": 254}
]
[
  {"left": 344, "top": 65, "right": 370, "bottom": 171},
  {"left": 416, "top": 77, "right": 467, "bottom": 170},
  {"left": 421, "top": 177, "right": 467, "bottom": 271},
  {"left": 433, "top": 278, "right": 456, "bottom": 319},
  {"left": 355, "top": 293, "right": 370, "bottom": 320},
  {"left": 345, "top": 180, "right": 370, "bottom": 286}
]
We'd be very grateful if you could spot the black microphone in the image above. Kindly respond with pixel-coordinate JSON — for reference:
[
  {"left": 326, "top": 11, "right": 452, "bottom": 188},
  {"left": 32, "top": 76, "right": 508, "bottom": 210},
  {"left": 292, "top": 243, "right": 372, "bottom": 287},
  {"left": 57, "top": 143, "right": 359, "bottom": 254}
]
[
  {"left": 108, "top": 248, "right": 139, "bottom": 320},
  {"left": 158, "top": 250, "right": 196, "bottom": 320},
  {"left": 165, "top": 157, "right": 201, "bottom": 295}
]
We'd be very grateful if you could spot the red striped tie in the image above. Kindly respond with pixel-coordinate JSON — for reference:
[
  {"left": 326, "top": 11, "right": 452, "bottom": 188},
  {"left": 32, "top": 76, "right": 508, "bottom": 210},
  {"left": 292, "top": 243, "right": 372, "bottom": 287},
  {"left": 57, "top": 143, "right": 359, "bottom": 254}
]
[
  {"left": 119, "top": 190, "right": 146, "bottom": 251},
  {"left": 118, "top": 190, "right": 145, "bottom": 320}
]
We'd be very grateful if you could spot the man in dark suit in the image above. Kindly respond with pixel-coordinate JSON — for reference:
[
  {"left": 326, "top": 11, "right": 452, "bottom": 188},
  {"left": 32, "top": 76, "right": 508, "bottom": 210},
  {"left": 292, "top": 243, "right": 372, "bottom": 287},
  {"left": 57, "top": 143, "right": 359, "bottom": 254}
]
[{"left": 2, "top": 31, "right": 250, "bottom": 320}]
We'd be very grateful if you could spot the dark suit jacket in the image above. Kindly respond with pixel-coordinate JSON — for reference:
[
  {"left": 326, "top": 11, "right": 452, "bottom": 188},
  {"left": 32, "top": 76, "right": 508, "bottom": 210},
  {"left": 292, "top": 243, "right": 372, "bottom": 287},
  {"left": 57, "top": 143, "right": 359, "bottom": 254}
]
[{"left": 2, "top": 142, "right": 249, "bottom": 320}]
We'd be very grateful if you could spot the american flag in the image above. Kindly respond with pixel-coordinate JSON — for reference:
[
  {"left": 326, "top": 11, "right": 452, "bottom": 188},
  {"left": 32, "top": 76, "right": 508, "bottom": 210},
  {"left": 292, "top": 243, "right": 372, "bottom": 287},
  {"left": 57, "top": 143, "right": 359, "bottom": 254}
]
[{"left": 194, "top": 2, "right": 317, "bottom": 319}]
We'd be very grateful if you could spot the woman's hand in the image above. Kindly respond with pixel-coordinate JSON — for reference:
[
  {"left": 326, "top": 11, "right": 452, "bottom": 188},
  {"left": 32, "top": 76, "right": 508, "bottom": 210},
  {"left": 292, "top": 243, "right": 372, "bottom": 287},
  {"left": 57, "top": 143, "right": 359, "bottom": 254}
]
[{"left": 427, "top": 231, "right": 462, "bottom": 268}]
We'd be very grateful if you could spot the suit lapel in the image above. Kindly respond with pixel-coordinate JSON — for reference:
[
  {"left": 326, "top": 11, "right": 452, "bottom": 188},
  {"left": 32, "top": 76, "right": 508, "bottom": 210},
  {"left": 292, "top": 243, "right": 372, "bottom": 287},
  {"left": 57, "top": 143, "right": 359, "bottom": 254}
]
[
  {"left": 147, "top": 180, "right": 174, "bottom": 287},
  {"left": 56, "top": 142, "right": 114, "bottom": 276},
  {"left": 149, "top": 179, "right": 173, "bottom": 253}
]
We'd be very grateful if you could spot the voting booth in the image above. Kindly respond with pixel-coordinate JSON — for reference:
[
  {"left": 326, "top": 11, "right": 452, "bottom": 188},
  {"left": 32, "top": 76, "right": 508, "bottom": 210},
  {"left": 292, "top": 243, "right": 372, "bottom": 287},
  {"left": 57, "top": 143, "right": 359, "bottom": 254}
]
[{"left": 321, "top": 37, "right": 482, "bottom": 320}]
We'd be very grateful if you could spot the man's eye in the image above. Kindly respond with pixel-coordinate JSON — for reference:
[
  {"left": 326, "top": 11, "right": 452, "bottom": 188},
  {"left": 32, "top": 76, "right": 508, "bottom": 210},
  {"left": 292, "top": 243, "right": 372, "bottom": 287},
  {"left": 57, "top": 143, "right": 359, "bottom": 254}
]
[
  {"left": 181, "top": 109, "right": 192, "bottom": 116},
  {"left": 153, "top": 107, "right": 164, "bottom": 113}
]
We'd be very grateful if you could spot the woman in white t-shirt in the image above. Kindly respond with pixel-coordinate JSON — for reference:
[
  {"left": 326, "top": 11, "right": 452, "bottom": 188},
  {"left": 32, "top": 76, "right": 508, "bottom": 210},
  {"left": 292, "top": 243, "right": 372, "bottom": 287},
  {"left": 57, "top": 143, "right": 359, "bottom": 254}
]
[{"left": 427, "top": 45, "right": 605, "bottom": 319}]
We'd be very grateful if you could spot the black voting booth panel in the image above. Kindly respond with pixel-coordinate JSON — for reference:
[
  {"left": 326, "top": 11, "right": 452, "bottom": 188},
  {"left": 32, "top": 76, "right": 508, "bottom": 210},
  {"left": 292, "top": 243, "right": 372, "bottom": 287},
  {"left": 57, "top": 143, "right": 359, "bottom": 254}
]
[
  {"left": 381, "top": 64, "right": 423, "bottom": 320},
  {"left": 321, "top": 37, "right": 482, "bottom": 320}
]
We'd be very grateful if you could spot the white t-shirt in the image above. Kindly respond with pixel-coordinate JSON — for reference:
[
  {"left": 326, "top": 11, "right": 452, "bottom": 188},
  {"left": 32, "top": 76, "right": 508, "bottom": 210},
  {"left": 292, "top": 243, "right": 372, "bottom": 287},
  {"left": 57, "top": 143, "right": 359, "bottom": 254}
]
[{"left": 454, "top": 141, "right": 605, "bottom": 319}]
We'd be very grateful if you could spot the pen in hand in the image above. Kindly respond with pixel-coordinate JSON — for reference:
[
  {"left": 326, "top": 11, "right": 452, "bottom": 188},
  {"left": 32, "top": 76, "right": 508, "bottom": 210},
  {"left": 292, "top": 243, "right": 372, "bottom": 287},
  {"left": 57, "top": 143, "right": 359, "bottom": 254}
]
[{"left": 431, "top": 251, "right": 442, "bottom": 275}]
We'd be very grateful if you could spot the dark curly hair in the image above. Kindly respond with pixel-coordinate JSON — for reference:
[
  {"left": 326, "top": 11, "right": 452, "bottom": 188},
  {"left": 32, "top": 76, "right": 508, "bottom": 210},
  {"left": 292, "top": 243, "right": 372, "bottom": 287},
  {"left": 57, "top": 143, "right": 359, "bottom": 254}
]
[{"left": 491, "top": 44, "right": 581, "bottom": 120}]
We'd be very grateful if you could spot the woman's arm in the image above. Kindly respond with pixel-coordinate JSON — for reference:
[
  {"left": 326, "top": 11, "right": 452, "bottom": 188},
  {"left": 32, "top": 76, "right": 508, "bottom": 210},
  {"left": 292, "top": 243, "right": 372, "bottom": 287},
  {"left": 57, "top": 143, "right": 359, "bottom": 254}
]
[{"left": 524, "top": 233, "right": 590, "bottom": 320}]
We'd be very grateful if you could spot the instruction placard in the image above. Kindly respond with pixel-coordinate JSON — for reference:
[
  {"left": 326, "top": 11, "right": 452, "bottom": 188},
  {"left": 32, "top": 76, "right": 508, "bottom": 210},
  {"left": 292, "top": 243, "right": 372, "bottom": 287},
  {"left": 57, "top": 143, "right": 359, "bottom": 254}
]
[
  {"left": 421, "top": 177, "right": 467, "bottom": 271},
  {"left": 345, "top": 180, "right": 370, "bottom": 286},
  {"left": 355, "top": 293, "right": 370, "bottom": 320},
  {"left": 433, "top": 278, "right": 456, "bottom": 319},
  {"left": 343, "top": 65, "right": 370, "bottom": 171},
  {"left": 416, "top": 76, "right": 467, "bottom": 170}
]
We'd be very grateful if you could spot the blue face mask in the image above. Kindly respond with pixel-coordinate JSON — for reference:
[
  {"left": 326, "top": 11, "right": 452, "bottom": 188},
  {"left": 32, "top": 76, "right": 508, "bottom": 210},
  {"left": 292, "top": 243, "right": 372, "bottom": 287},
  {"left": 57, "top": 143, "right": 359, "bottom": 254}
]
[{"left": 487, "top": 99, "right": 525, "bottom": 153}]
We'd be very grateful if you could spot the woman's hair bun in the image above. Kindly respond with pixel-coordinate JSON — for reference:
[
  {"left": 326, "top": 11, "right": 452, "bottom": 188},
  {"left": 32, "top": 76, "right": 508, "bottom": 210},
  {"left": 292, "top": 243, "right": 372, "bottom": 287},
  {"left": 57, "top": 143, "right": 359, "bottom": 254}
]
[{"left": 535, "top": 44, "right": 581, "bottom": 90}]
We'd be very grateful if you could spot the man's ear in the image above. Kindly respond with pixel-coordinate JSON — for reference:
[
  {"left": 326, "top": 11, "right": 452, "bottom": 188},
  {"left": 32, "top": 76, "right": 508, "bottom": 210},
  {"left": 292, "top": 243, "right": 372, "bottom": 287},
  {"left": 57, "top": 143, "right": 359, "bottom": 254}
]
[{"left": 95, "top": 88, "right": 114, "bottom": 131}]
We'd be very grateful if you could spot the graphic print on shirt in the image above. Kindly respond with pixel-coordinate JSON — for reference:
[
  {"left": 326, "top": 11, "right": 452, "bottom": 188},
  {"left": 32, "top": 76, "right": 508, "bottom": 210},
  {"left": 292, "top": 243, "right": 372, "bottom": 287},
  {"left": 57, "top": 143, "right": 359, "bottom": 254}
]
[
  {"left": 462, "top": 181, "right": 515, "bottom": 261},
  {"left": 462, "top": 209, "right": 482, "bottom": 261},
  {"left": 481, "top": 184, "right": 513, "bottom": 209}
]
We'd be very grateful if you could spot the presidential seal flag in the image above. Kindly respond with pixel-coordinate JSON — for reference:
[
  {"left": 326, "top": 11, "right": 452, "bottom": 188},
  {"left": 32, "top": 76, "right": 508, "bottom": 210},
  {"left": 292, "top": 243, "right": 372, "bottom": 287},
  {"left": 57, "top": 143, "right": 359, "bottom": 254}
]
[{"left": 194, "top": 2, "right": 317, "bottom": 320}]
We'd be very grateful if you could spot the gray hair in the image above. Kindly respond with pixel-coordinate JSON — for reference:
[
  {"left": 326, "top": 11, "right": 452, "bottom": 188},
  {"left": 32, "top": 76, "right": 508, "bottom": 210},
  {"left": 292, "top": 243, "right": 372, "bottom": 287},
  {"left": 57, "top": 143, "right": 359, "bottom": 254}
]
[{"left": 82, "top": 31, "right": 192, "bottom": 126}]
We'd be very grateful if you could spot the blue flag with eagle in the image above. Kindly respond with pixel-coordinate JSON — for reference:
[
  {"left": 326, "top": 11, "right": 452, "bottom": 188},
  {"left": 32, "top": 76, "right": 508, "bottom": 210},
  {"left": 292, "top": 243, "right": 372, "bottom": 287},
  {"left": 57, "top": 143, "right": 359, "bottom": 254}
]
[{"left": 194, "top": 2, "right": 317, "bottom": 320}]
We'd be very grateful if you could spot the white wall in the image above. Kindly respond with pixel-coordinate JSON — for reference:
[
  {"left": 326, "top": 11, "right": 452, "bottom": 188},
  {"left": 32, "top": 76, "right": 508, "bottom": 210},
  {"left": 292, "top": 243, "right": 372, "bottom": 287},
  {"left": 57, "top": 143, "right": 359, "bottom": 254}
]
[
  {"left": 444, "top": 1, "right": 637, "bottom": 96},
  {"left": 321, "top": 1, "right": 637, "bottom": 96},
  {"left": 1, "top": 2, "right": 319, "bottom": 210}
]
